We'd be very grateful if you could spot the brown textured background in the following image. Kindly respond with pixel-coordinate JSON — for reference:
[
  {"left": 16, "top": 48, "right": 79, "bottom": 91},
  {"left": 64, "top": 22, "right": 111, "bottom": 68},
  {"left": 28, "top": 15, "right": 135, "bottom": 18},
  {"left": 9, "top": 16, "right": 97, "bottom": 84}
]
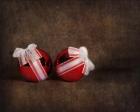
[{"left": 0, "top": 0, "right": 140, "bottom": 112}]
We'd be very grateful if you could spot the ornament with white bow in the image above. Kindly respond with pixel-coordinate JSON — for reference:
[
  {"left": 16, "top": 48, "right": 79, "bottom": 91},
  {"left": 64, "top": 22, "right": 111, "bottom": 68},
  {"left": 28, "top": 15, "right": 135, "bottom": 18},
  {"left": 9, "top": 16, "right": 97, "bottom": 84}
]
[
  {"left": 13, "top": 43, "right": 48, "bottom": 81},
  {"left": 57, "top": 46, "right": 95, "bottom": 76}
]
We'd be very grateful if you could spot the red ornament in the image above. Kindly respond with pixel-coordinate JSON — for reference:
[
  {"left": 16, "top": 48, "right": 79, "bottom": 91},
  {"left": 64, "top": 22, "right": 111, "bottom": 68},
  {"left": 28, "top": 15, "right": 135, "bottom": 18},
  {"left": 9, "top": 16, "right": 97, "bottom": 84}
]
[
  {"left": 13, "top": 44, "right": 52, "bottom": 82},
  {"left": 55, "top": 46, "right": 95, "bottom": 82}
]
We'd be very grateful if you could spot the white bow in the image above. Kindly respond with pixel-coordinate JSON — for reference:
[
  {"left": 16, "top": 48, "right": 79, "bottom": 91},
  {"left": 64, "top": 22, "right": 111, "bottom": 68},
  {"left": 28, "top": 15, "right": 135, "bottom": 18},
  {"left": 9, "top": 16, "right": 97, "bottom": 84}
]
[
  {"left": 68, "top": 46, "right": 95, "bottom": 75},
  {"left": 13, "top": 43, "right": 41, "bottom": 65}
]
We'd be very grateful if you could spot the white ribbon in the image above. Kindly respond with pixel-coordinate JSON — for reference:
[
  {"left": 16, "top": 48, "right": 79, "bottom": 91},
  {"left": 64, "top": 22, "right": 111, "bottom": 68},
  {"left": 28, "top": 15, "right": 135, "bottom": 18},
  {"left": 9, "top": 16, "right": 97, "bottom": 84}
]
[
  {"left": 79, "top": 47, "right": 95, "bottom": 75},
  {"left": 13, "top": 43, "right": 47, "bottom": 81},
  {"left": 57, "top": 46, "right": 95, "bottom": 76}
]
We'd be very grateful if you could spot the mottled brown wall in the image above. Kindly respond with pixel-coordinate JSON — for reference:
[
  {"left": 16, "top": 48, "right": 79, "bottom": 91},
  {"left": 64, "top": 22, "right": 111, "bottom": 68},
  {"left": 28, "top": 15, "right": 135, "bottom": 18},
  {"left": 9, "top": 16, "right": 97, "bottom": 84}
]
[
  {"left": 0, "top": 0, "right": 140, "bottom": 112},
  {"left": 0, "top": 0, "right": 140, "bottom": 78}
]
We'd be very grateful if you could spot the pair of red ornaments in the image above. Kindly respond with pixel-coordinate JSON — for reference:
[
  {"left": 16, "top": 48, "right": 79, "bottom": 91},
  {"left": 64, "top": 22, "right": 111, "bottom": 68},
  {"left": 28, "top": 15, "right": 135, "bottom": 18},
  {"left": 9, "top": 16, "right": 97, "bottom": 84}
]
[{"left": 13, "top": 43, "right": 95, "bottom": 82}]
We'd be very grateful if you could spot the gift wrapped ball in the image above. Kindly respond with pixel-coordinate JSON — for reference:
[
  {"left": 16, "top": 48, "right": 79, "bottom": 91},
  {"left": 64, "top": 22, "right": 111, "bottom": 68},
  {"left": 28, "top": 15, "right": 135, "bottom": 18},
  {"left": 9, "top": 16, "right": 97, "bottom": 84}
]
[
  {"left": 13, "top": 44, "right": 52, "bottom": 82},
  {"left": 19, "top": 49, "right": 52, "bottom": 82},
  {"left": 55, "top": 47, "right": 95, "bottom": 82}
]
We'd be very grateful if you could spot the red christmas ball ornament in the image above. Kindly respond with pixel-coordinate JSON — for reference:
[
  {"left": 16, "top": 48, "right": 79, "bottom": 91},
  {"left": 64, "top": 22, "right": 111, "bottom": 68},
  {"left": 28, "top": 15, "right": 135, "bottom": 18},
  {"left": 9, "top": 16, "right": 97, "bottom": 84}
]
[
  {"left": 55, "top": 46, "right": 95, "bottom": 82},
  {"left": 13, "top": 44, "right": 52, "bottom": 82}
]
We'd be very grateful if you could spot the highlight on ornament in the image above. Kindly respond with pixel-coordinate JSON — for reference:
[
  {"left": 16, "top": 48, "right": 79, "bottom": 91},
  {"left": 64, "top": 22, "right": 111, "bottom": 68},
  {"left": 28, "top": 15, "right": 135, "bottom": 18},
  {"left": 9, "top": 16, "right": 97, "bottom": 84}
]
[
  {"left": 13, "top": 43, "right": 52, "bottom": 82},
  {"left": 55, "top": 46, "right": 95, "bottom": 82}
]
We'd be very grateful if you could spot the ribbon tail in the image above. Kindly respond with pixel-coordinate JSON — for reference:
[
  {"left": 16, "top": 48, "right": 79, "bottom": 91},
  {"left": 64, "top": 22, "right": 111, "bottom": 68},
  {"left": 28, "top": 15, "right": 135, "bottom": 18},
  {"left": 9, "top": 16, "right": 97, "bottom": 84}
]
[
  {"left": 25, "top": 49, "right": 47, "bottom": 81},
  {"left": 32, "top": 60, "right": 47, "bottom": 81},
  {"left": 84, "top": 59, "right": 95, "bottom": 76}
]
